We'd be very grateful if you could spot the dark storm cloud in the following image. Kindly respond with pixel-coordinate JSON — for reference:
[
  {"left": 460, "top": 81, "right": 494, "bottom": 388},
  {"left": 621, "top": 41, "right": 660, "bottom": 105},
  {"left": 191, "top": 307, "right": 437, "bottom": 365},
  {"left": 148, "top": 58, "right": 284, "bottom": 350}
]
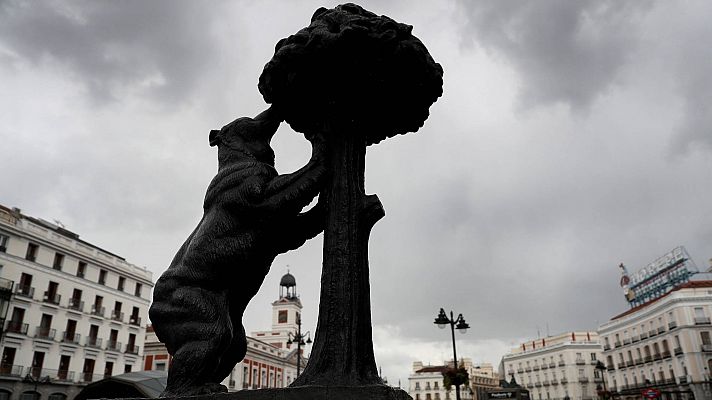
[
  {"left": 455, "top": 0, "right": 652, "bottom": 111},
  {"left": 0, "top": 0, "right": 222, "bottom": 105}
]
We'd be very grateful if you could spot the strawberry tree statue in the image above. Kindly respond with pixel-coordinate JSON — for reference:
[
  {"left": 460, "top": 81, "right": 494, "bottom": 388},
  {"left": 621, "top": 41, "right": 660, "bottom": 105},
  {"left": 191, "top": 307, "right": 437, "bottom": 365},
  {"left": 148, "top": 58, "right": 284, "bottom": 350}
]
[{"left": 259, "top": 3, "right": 443, "bottom": 386}]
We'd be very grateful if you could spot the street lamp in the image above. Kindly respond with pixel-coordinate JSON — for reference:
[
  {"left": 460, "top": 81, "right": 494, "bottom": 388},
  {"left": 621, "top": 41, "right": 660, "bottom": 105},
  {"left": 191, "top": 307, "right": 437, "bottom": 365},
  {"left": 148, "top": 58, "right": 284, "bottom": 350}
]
[
  {"left": 434, "top": 308, "right": 470, "bottom": 400},
  {"left": 595, "top": 361, "right": 609, "bottom": 399},
  {"left": 286, "top": 315, "right": 311, "bottom": 377}
]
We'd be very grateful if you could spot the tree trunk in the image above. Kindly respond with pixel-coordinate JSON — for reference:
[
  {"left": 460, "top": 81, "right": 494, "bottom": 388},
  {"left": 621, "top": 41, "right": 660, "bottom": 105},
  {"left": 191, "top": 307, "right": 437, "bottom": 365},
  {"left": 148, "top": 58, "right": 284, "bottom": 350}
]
[{"left": 292, "top": 125, "right": 384, "bottom": 386}]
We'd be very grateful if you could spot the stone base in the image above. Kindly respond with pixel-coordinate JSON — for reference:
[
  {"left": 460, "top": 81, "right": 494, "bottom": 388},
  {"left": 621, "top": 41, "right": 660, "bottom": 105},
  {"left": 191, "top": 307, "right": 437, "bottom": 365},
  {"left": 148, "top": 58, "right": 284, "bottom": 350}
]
[{"left": 162, "top": 385, "right": 412, "bottom": 400}]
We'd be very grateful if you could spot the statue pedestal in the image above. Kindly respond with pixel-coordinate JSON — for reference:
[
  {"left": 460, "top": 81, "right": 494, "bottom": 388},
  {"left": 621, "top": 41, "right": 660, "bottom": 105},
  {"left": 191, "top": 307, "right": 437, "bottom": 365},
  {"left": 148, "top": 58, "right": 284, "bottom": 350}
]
[{"left": 162, "top": 386, "right": 411, "bottom": 400}]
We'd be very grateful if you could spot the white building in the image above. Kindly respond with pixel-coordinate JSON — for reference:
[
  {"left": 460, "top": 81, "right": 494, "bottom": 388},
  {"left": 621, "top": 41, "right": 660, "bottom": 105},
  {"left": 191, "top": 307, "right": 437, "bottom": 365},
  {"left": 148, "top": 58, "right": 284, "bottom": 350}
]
[
  {"left": 0, "top": 205, "right": 154, "bottom": 400},
  {"left": 143, "top": 272, "right": 306, "bottom": 390},
  {"left": 501, "top": 331, "right": 603, "bottom": 400},
  {"left": 408, "top": 358, "right": 498, "bottom": 400},
  {"left": 598, "top": 280, "right": 712, "bottom": 400}
]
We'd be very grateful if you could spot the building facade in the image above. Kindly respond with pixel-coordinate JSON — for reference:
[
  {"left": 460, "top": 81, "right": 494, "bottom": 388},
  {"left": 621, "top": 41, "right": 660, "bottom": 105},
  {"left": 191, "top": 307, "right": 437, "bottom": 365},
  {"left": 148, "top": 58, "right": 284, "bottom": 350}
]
[
  {"left": 501, "top": 332, "right": 602, "bottom": 400},
  {"left": 409, "top": 359, "right": 499, "bottom": 400},
  {"left": 598, "top": 280, "right": 712, "bottom": 400},
  {"left": 0, "top": 205, "right": 154, "bottom": 400},
  {"left": 143, "top": 272, "right": 305, "bottom": 391}
]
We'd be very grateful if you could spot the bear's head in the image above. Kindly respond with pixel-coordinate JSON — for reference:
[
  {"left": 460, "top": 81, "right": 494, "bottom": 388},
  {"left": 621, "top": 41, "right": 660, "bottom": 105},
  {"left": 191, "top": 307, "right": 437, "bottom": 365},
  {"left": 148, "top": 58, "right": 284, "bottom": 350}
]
[{"left": 210, "top": 106, "right": 282, "bottom": 167}]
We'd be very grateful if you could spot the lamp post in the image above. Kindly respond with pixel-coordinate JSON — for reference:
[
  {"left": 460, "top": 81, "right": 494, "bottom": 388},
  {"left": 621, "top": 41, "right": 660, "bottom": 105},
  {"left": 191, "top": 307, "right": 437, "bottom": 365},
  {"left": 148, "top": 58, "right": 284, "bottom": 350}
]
[
  {"left": 287, "top": 316, "right": 311, "bottom": 378},
  {"left": 434, "top": 308, "right": 470, "bottom": 400},
  {"left": 595, "top": 361, "right": 609, "bottom": 399}
]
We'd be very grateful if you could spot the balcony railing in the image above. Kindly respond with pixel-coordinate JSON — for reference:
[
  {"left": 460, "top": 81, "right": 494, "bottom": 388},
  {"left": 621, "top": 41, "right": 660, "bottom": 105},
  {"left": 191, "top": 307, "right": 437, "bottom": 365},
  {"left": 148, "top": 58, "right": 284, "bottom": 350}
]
[
  {"left": 632, "top": 335, "right": 640, "bottom": 343},
  {"left": 5, "top": 321, "right": 29, "bottom": 335},
  {"left": 35, "top": 327, "right": 56, "bottom": 340},
  {"left": 634, "top": 358, "right": 643, "bottom": 365},
  {"left": 541, "top": 363, "right": 548, "bottom": 370},
  {"left": 111, "top": 311, "right": 124, "bottom": 322},
  {"left": 653, "top": 353, "right": 662, "bottom": 361},
  {"left": 579, "top": 377, "right": 589, "bottom": 383},
  {"left": 603, "top": 344, "right": 611, "bottom": 350},
  {"left": 129, "top": 316, "right": 142, "bottom": 326},
  {"left": 0, "top": 364, "right": 23, "bottom": 376},
  {"left": 623, "top": 338, "right": 631, "bottom": 345},
  {"left": 534, "top": 382, "right": 541, "bottom": 387},
  {"left": 532, "top": 365, "right": 540, "bottom": 371},
  {"left": 524, "top": 367, "right": 531, "bottom": 372},
  {"left": 694, "top": 317, "right": 711, "bottom": 325},
  {"left": 668, "top": 321, "right": 677, "bottom": 329},
  {"left": 594, "top": 376, "right": 603, "bottom": 383},
  {"left": 678, "top": 376, "right": 689, "bottom": 384},
  {"left": 548, "top": 362, "right": 556, "bottom": 368},
  {"left": 79, "top": 373, "right": 106, "bottom": 383},
  {"left": 67, "top": 298, "right": 84, "bottom": 312},
  {"left": 614, "top": 341, "right": 621, "bottom": 348},
  {"left": 625, "top": 360, "right": 634, "bottom": 367},
  {"left": 558, "top": 361, "right": 565, "bottom": 367},
  {"left": 560, "top": 378, "right": 568, "bottom": 384},
  {"left": 644, "top": 355, "right": 653, "bottom": 363},
  {"left": 62, "top": 331, "right": 81, "bottom": 344},
  {"left": 575, "top": 359, "right": 585, "bottom": 365},
  {"left": 106, "top": 341, "right": 122, "bottom": 352},
  {"left": 657, "top": 326, "right": 665, "bottom": 334},
  {"left": 91, "top": 305, "right": 105, "bottom": 317},
  {"left": 617, "top": 362, "right": 625, "bottom": 369},
  {"left": 662, "top": 350, "right": 671, "bottom": 358},
  {"left": 125, "top": 344, "right": 140, "bottom": 355},
  {"left": 43, "top": 291, "right": 61, "bottom": 305},
  {"left": 606, "top": 364, "right": 614, "bottom": 371},
  {"left": 551, "top": 380, "right": 559, "bottom": 386},
  {"left": 516, "top": 368, "right": 523, "bottom": 373},
  {"left": 640, "top": 332, "right": 648, "bottom": 339},
  {"left": 702, "top": 344, "right": 712, "bottom": 352},
  {"left": 674, "top": 347, "right": 683, "bottom": 355},
  {"left": 542, "top": 380, "right": 550, "bottom": 386},
  {"left": 648, "top": 330, "right": 657, "bottom": 337},
  {"left": 85, "top": 336, "right": 102, "bottom": 348},
  {"left": 14, "top": 285, "right": 35, "bottom": 298}
]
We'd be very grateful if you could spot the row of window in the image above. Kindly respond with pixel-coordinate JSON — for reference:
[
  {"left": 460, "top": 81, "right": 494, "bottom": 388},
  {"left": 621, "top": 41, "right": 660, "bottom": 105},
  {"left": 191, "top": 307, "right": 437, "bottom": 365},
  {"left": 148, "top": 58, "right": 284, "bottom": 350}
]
[
  {"left": 513, "top": 352, "right": 598, "bottom": 372},
  {"left": 0, "top": 390, "right": 66, "bottom": 400},
  {"left": 0, "top": 232, "right": 144, "bottom": 298},
  {"left": 413, "top": 381, "right": 441, "bottom": 391},
  {"left": 0, "top": 346, "right": 135, "bottom": 385},
  {"left": 603, "top": 307, "right": 709, "bottom": 349},
  {"left": 604, "top": 332, "right": 702, "bottom": 371},
  {"left": 5, "top": 306, "right": 140, "bottom": 353},
  {"left": 13, "top": 272, "right": 142, "bottom": 325}
]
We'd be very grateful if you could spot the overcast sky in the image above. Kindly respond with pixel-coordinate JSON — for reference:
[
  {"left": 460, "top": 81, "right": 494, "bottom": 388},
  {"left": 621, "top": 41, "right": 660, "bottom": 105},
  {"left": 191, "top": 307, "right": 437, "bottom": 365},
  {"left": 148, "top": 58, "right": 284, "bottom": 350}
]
[{"left": 1, "top": 0, "right": 711, "bottom": 387}]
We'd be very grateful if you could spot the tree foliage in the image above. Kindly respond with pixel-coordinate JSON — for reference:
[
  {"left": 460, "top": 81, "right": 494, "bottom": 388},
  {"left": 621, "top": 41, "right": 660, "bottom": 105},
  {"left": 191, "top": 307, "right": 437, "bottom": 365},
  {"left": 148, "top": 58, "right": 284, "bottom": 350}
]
[{"left": 258, "top": 3, "right": 443, "bottom": 145}]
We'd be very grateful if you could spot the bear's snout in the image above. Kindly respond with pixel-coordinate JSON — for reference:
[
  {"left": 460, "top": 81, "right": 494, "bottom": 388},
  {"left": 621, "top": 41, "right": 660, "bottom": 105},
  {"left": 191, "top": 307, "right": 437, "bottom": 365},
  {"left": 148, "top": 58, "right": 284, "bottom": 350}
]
[{"left": 209, "top": 129, "right": 221, "bottom": 147}]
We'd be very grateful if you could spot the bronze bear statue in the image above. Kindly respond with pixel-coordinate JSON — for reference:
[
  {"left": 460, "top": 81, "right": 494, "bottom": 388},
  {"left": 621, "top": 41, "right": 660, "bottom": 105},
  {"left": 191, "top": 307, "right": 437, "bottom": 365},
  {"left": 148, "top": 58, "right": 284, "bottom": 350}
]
[{"left": 149, "top": 106, "right": 326, "bottom": 396}]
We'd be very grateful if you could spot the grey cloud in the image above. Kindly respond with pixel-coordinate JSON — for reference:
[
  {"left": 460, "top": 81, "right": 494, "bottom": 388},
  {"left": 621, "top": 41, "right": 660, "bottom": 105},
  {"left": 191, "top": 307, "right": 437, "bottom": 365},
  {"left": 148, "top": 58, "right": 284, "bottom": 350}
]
[
  {"left": 455, "top": 0, "right": 652, "bottom": 112},
  {"left": 0, "top": 0, "right": 225, "bottom": 105}
]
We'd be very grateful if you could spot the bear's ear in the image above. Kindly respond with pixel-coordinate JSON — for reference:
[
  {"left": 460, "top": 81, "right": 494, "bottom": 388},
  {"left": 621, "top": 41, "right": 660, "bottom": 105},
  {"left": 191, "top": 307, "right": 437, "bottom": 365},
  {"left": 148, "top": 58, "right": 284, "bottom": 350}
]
[{"left": 209, "top": 129, "right": 221, "bottom": 147}]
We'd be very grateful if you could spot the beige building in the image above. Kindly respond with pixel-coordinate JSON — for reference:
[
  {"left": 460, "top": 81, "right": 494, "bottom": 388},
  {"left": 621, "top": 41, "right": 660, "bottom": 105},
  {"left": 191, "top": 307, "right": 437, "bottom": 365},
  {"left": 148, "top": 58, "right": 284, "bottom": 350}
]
[
  {"left": 598, "top": 280, "right": 712, "bottom": 400},
  {"left": 0, "top": 205, "right": 153, "bottom": 400},
  {"left": 501, "top": 331, "right": 602, "bottom": 400},
  {"left": 408, "top": 358, "right": 499, "bottom": 400}
]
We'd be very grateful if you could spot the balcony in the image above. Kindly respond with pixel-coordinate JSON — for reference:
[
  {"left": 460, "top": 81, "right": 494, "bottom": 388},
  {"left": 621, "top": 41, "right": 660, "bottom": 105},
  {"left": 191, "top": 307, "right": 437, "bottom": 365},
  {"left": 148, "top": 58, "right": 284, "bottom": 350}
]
[
  {"left": 551, "top": 380, "right": 559, "bottom": 386},
  {"left": 644, "top": 355, "right": 653, "bottom": 363},
  {"left": 560, "top": 378, "right": 568, "bottom": 384},
  {"left": 532, "top": 365, "right": 540, "bottom": 371},
  {"left": 678, "top": 376, "right": 689, "bottom": 384},
  {"left": 30, "top": 368, "right": 75, "bottom": 382},
  {"left": 52, "top": 369, "right": 75, "bottom": 382},
  {"left": 106, "top": 340, "right": 122, "bottom": 352},
  {"left": 67, "top": 298, "right": 84, "bottom": 312},
  {"left": 110, "top": 311, "right": 124, "bottom": 323},
  {"left": 43, "top": 291, "right": 61, "bottom": 305},
  {"left": 634, "top": 358, "right": 643, "bottom": 365},
  {"left": 85, "top": 336, "right": 102, "bottom": 349},
  {"left": 516, "top": 368, "right": 523, "bottom": 373},
  {"left": 662, "top": 350, "right": 671, "bottom": 358},
  {"left": 648, "top": 330, "right": 657, "bottom": 337},
  {"left": 657, "top": 326, "right": 665, "bottom": 334},
  {"left": 80, "top": 373, "right": 106, "bottom": 383},
  {"left": 5, "top": 321, "right": 29, "bottom": 335},
  {"left": 603, "top": 344, "right": 611, "bottom": 350},
  {"left": 640, "top": 332, "right": 648, "bottom": 339},
  {"left": 575, "top": 359, "right": 585, "bottom": 365},
  {"left": 62, "top": 331, "right": 81, "bottom": 344},
  {"left": 125, "top": 344, "right": 140, "bottom": 355},
  {"left": 668, "top": 321, "right": 677, "bottom": 329},
  {"left": 91, "top": 305, "right": 105, "bottom": 318},
  {"left": 614, "top": 341, "right": 621, "bottom": 348},
  {"left": 524, "top": 367, "right": 531, "bottom": 372},
  {"left": 0, "top": 364, "right": 23, "bottom": 377},
  {"left": 578, "top": 377, "right": 589, "bottom": 383},
  {"left": 702, "top": 344, "right": 712, "bottom": 352},
  {"left": 558, "top": 361, "right": 565, "bottom": 367},
  {"left": 35, "top": 327, "right": 56, "bottom": 340},
  {"left": 534, "top": 382, "right": 542, "bottom": 387},
  {"left": 541, "top": 364, "right": 548, "bottom": 370},
  {"left": 617, "top": 362, "right": 626, "bottom": 369},
  {"left": 606, "top": 364, "right": 614, "bottom": 371},
  {"left": 129, "top": 316, "right": 142, "bottom": 326},
  {"left": 653, "top": 353, "right": 662, "bottom": 361},
  {"left": 694, "top": 317, "right": 711, "bottom": 325},
  {"left": 623, "top": 338, "right": 631, "bottom": 345},
  {"left": 625, "top": 360, "right": 634, "bottom": 367},
  {"left": 594, "top": 376, "right": 603, "bottom": 383},
  {"left": 674, "top": 347, "right": 683, "bottom": 355},
  {"left": 542, "top": 380, "right": 550, "bottom": 386},
  {"left": 590, "top": 359, "right": 598, "bottom": 365},
  {"left": 14, "top": 284, "right": 35, "bottom": 299},
  {"left": 548, "top": 362, "right": 556, "bottom": 368}
]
